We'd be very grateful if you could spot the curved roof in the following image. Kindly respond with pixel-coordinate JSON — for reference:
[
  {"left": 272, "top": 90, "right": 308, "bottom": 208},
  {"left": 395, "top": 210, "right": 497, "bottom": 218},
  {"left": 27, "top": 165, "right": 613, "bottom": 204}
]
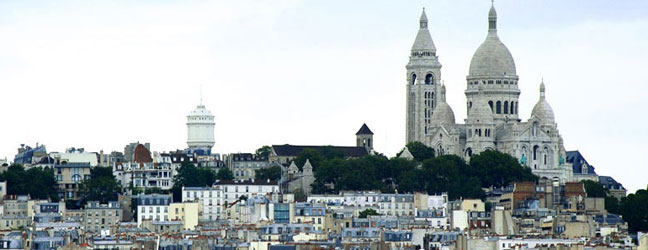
[
  {"left": 468, "top": 5, "right": 516, "bottom": 77},
  {"left": 468, "top": 99, "right": 494, "bottom": 123},
  {"left": 531, "top": 82, "right": 555, "bottom": 124},
  {"left": 431, "top": 102, "right": 456, "bottom": 126}
]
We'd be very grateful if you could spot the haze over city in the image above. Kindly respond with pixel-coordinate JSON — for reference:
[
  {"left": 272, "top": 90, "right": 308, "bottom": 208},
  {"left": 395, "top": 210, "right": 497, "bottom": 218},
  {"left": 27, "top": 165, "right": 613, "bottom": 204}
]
[{"left": 1, "top": 0, "right": 647, "bottom": 194}]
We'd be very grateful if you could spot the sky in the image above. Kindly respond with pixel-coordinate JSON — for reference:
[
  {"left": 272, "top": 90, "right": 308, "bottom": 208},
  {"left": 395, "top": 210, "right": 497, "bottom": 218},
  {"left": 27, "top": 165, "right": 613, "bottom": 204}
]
[{"left": 0, "top": 0, "right": 647, "bottom": 193}]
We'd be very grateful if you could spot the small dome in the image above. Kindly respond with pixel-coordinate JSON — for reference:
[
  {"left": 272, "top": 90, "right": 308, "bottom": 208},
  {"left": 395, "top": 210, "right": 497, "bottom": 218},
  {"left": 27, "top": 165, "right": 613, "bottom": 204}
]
[
  {"left": 468, "top": 99, "right": 494, "bottom": 123},
  {"left": 431, "top": 102, "right": 455, "bottom": 126},
  {"left": 531, "top": 82, "right": 555, "bottom": 124}
]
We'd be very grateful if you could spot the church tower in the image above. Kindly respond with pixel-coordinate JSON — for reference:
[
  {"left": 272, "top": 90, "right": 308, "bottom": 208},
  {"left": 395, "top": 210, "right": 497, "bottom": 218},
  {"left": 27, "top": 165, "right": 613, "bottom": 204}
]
[
  {"left": 356, "top": 123, "right": 374, "bottom": 151},
  {"left": 465, "top": 3, "right": 520, "bottom": 124},
  {"left": 406, "top": 9, "right": 443, "bottom": 143}
]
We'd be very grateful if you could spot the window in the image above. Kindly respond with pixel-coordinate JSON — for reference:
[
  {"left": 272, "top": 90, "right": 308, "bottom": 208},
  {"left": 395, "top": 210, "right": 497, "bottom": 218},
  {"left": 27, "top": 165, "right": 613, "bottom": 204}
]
[
  {"left": 496, "top": 101, "right": 501, "bottom": 114},
  {"left": 504, "top": 101, "right": 508, "bottom": 114},
  {"left": 411, "top": 74, "right": 417, "bottom": 85},
  {"left": 533, "top": 145, "right": 539, "bottom": 161},
  {"left": 510, "top": 102, "right": 515, "bottom": 114},
  {"left": 488, "top": 101, "right": 494, "bottom": 113},
  {"left": 425, "top": 74, "right": 434, "bottom": 85}
]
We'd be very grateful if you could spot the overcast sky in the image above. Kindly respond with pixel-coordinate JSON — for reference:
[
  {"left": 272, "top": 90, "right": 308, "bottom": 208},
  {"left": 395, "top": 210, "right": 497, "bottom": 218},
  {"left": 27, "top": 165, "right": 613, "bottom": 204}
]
[{"left": 0, "top": 0, "right": 646, "bottom": 193}]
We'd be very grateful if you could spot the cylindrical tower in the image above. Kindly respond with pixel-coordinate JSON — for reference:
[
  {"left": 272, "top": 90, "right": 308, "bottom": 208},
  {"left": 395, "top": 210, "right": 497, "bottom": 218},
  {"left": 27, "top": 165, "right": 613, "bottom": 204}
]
[{"left": 186, "top": 103, "right": 215, "bottom": 154}]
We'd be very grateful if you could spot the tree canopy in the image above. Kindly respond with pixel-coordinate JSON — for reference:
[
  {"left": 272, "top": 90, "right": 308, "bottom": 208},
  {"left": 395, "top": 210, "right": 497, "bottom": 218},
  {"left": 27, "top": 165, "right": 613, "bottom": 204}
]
[
  {"left": 255, "top": 145, "right": 272, "bottom": 160},
  {"left": 216, "top": 167, "right": 234, "bottom": 181},
  {"left": 170, "top": 161, "right": 217, "bottom": 201},
  {"left": 0, "top": 164, "right": 59, "bottom": 201},
  {"left": 359, "top": 208, "right": 380, "bottom": 218},
  {"left": 78, "top": 166, "right": 121, "bottom": 204},
  {"left": 308, "top": 144, "right": 536, "bottom": 200},
  {"left": 255, "top": 165, "right": 282, "bottom": 181},
  {"left": 619, "top": 187, "right": 648, "bottom": 233}
]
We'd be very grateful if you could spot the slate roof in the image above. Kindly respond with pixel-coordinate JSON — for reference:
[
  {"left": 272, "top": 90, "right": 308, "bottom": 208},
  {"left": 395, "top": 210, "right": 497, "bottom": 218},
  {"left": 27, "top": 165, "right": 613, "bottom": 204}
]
[
  {"left": 356, "top": 123, "right": 374, "bottom": 135},
  {"left": 566, "top": 150, "right": 596, "bottom": 175},
  {"left": 599, "top": 176, "right": 626, "bottom": 191},
  {"left": 271, "top": 145, "right": 368, "bottom": 158}
]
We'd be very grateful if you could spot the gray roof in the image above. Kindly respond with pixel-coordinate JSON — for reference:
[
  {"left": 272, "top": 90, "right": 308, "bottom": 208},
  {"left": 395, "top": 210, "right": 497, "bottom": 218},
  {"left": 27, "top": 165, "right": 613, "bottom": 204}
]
[
  {"left": 566, "top": 151, "right": 596, "bottom": 175},
  {"left": 411, "top": 9, "right": 436, "bottom": 53}
]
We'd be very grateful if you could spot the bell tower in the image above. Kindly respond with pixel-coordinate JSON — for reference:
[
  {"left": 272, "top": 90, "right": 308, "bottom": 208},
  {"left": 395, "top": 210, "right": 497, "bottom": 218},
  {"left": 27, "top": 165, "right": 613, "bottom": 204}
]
[{"left": 406, "top": 8, "right": 443, "bottom": 143}]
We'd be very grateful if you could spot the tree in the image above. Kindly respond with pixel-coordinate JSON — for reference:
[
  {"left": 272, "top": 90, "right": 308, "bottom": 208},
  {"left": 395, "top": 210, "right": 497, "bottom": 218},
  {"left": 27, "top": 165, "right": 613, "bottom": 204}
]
[
  {"left": 469, "top": 150, "right": 537, "bottom": 188},
  {"left": 293, "top": 188, "right": 307, "bottom": 202},
  {"left": 255, "top": 165, "right": 282, "bottom": 181},
  {"left": 619, "top": 188, "right": 648, "bottom": 233},
  {"left": 404, "top": 142, "right": 435, "bottom": 162},
  {"left": 0, "top": 164, "right": 59, "bottom": 201},
  {"left": 171, "top": 161, "right": 216, "bottom": 201},
  {"left": 582, "top": 180, "right": 608, "bottom": 198},
  {"left": 255, "top": 145, "right": 273, "bottom": 160},
  {"left": 78, "top": 167, "right": 122, "bottom": 204},
  {"left": 216, "top": 168, "right": 234, "bottom": 181},
  {"left": 359, "top": 208, "right": 380, "bottom": 218}
]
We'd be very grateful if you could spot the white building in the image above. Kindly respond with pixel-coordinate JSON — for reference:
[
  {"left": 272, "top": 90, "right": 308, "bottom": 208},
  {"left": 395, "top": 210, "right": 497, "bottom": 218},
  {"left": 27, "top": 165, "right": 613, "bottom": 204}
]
[
  {"left": 136, "top": 194, "right": 172, "bottom": 226},
  {"left": 405, "top": 5, "right": 572, "bottom": 182},
  {"left": 186, "top": 101, "right": 215, "bottom": 154},
  {"left": 113, "top": 153, "right": 177, "bottom": 191},
  {"left": 213, "top": 179, "right": 279, "bottom": 204},
  {"left": 182, "top": 186, "right": 224, "bottom": 221}
]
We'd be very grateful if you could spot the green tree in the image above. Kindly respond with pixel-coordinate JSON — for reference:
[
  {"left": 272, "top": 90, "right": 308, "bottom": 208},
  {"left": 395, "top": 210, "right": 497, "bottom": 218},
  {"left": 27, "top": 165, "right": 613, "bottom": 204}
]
[
  {"left": 293, "top": 188, "right": 307, "bottom": 202},
  {"left": 404, "top": 142, "right": 435, "bottom": 162},
  {"left": 469, "top": 150, "right": 537, "bottom": 188},
  {"left": 0, "top": 164, "right": 59, "bottom": 201},
  {"left": 255, "top": 145, "right": 273, "bottom": 160},
  {"left": 359, "top": 208, "right": 380, "bottom": 218},
  {"left": 255, "top": 165, "right": 282, "bottom": 181},
  {"left": 582, "top": 180, "right": 608, "bottom": 198},
  {"left": 78, "top": 167, "right": 122, "bottom": 204},
  {"left": 216, "top": 167, "right": 234, "bottom": 181},
  {"left": 171, "top": 161, "right": 216, "bottom": 201},
  {"left": 619, "top": 188, "right": 648, "bottom": 233}
]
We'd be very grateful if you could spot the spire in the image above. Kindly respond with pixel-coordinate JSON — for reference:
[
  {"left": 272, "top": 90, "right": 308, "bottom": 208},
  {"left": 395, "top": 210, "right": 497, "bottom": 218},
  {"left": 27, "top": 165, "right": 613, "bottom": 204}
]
[
  {"left": 488, "top": 1, "right": 497, "bottom": 33},
  {"left": 411, "top": 7, "right": 437, "bottom": 53},
  {"left": 199, "top": 84, "right": 203, "bottom": 106},
  {"left": 540, "top": 79, "right": 546, "bottom": 99},
  {"left": 441, "top": 84, "right": 447, "bottom": 102},
  {"left": 420, "top": 8, "right": 428, "bottom": 29}
]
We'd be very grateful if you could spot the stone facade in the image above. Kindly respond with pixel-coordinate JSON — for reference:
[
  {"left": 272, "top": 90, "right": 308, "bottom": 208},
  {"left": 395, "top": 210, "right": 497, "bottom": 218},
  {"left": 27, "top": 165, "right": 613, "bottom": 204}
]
[{"left": 405, "top": 6, "right": 572, "bottom": 183}]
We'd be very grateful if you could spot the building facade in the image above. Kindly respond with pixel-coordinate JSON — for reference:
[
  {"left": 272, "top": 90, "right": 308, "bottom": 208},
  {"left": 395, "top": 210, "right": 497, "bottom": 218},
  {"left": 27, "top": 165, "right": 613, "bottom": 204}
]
[
  {"left": 405, "top": 5, "right": 572, "bottom": 183},
  {"left": 84, "top": 201, "right": 122, "bottom": 233}
]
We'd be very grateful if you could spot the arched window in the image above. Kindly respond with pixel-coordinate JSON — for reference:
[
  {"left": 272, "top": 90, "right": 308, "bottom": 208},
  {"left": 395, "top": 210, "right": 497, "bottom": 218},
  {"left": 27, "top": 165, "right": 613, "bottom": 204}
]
[
  {"left": 488, "top": 101, "right": 494, "bottom": 113},
  {"left": 533, "top": 145, "right": 539, "bottom": 161},
  {"left": 533, "top": 122, "right": 538, "bottom": 136},
  {"left": 496, "top": 101, "right": 502, "bottom": 114},
  {"left": 425, "top": 74, "right": 434, "bottom": 85},
  {"left": 510, "top": 102, "right": 515, "bottom": 114},
  {"left": 411, "top": 74, "right": 417, "bottom": 85},
  {"left": 504, "top": 101, "right": 509, "bottom": 114},
  {"left": 465, "top": 148, "right": 473, "bottom": 157}
]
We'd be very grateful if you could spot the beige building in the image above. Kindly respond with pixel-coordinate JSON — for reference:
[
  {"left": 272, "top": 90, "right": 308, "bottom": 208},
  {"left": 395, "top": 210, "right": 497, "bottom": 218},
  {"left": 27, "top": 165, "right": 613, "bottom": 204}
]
[
  {"left": 54, "top": 163, "right": 91, "bottom": 200},
  {"left": 169, "top": 201, "right": 199, "bottom": 230}
]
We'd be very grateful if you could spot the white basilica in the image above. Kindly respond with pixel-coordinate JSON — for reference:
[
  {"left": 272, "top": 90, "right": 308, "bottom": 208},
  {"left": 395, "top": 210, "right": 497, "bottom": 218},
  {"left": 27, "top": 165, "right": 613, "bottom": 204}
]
[{"left": 405, "top": 4, "right": 572, "bottom": 182}]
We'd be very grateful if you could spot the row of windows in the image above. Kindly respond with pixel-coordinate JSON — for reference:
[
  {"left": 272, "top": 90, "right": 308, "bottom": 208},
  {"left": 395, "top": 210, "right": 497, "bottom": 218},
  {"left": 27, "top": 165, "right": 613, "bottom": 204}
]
[
  {"left": 188, "top": 117, "right": 213, "bottom": 121},
  {"left": 468, "top": 79, "right": 518, "bottom": 85},
  {"left": 410, "top": 73, "right": 435, "bottom": 85},
  {"left": 410, "top": 51, "right": 435, "bottom": 57},
  {"left": 468, "top": 128, "right": 492, "bottom": 138},
  {"left": 487, "top": 100, "right": 517, "bottom": 115}
]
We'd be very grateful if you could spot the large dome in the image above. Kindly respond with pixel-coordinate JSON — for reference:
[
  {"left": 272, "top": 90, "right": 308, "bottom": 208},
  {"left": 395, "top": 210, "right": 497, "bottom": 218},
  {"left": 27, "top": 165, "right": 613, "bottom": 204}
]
[{"left": 468, "top": 5, "right": 517, "bottom": 77}]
